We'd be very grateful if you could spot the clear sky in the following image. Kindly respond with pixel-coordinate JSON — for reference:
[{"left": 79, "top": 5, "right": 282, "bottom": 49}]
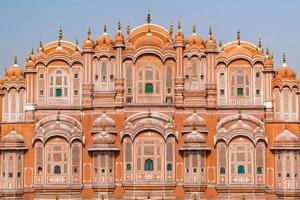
[{"left": 0, "top": 0, "right": 299, "bottom": 75}]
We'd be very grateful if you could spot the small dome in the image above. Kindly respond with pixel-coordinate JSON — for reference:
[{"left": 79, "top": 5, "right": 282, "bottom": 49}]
[
  {"left": 205, "top": 38, "right": 216, "bottom": 49},
  {"left": 115, "top": 31, "right": 125, "bottom": 46},
  {"left": 183, "top": 112, "right": 206, "bottom": 127},
  {"left": 6, "top": 65, "right": 24, "bottom": 79},
  {"left": 2, "top": 130, "right": 24, "bottom": 144},
  {"left": 97, "top": 26, "right": 114, "bottom": 48},
  {"left": 175, "top": 27, "right": 184, "bottom": 45},
  {"left": 83, "top": 36, "right": 95, "bottom": 49},
  {"left": 93, "top": 131, "right": 114, "bottom": 144},
  {"left": 264, "top": 57, "right": 273, "bottom": 68},
  {"left": 188, "top": 33, "right": 204, "bottom": 47},
  {"left": 93, "top": 113, "right": 116, "bottom": 128},
  {"left": 184, "top": 130, "right": 206, "bottom": 143},
  {"left": 275, "top": 129, "right": 298, "bottom": 144},
  {"left": 275, "top": 64, "right": 296, "bottom": 79}
]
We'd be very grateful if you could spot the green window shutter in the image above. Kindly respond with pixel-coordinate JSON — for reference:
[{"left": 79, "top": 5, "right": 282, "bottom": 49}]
[
  {"left": 144, "top": 159, "right": 154, "bottom": 171},
  {"left": 54, "top": 165, "right": 61, "bottom": 174},
  {"left": 145, "top": 83, "right": 153, "bottom": 93},
  {"left": 237, "top": 88, "right": 243, "bottom": 95},
  {"left": 55, "top": 88, "right": 62, "bottom": 97},
  {"left": 237, "top": 165, "right": 245, "bottom": 174}
]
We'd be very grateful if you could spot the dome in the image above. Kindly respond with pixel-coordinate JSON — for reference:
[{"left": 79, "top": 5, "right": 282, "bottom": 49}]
[
  {"left": 275, "top": 129, "right": 298, "bottom": 144},
  {"left": 115, "top": 22, "right": 125, "bottom": 46},
  {"left": 93, "top": 131, "right": 114, "bottom": 144},
  {"left": 205, "top": 38, "right": 216, "bottom": 49},
  {"left": 135, "top": 32, "right": 164, "bottom": 50},
  {"left": 2, "top": 130, "right": 24, "bottom": 144},
  {"left": 188, "top": 33, "right": 204, "bottom": 47},
  {"left": 6, "top": 65, "right": 24, "bottom": 79},
  {"left": 275, "top": 64, "right": 296, "bottom": 79},
  {"left": 97, "top": 26, "right": 114, "bottom": 48},
  {"left": 183, "top": 112, "right": 206, "bottom": 127},
  {"left": 184, "top": 130, "right": 206, "bottom": 143},
  {"left": 83, "top": 36, "right": 95, "bottom": 49},
  {"left": 93, "top": 113, "right": 116, "bottom": 128},
  {"left": 264, "top": 56, "right": 273, "bottom": 68}
]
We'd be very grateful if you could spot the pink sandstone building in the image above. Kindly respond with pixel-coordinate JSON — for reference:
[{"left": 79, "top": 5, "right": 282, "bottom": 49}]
[{"left": 0, "top": 13, "right": 299, "bottom": 199}]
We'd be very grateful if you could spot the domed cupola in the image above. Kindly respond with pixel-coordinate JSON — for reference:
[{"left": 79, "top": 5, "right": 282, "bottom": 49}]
[
  {"left": 89, "top": 112, "right": 119, "bottom": 151},
  {"left": 187, "top": 24, "right": 204, "bottom": 48},
  {"left": 180, "top": 111, "right": 210, "bottom": 151},
  {"left": 0, "top": 129, "right": 27, "bottom": 150},
  {"left": 271, "top": 128, "right": 300, "bottom": 150},
  {"left": 205, "top": 26, "right": 217, "bottom": 49},
  {"left": 83, "top": 27, "right": 95, "bottom": 50},
  {"left": 5, "top": 56, "right": 25, "bottom": 80},
  {"left": 96, "top": 24, "right": 114, "bottom": 49},
  {"left": 264, "top": 48, "right": 274, "bottom": 69},
  {"left": 275, "top": 52, "right": 296, "bottom": 79}
]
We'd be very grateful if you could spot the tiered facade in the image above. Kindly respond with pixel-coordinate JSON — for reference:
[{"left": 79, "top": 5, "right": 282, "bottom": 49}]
[{"left": 0, "top": 14, "right": 300, "bottom": 199}]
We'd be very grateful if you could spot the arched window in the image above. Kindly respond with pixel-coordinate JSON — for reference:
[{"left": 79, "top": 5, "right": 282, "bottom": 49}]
[
  {"left": 145, "top": 83, "right": 153, "bottom": 93},
  {"left": 167, "top": 163, "right": 172, "bottom": 171},
  {"left": 54, "top": 165, "right": 61, "bottom": 174},
  {"left": 144, "top": 159, "right": 154, "bottom": 171},
  {"left": 49, "top": 70, "right": 68, "bottom": 98},
  {"left": 220, "top": 167, "right": 226, "bottom": 174},
  {"left": 238, "top": 165, "right": 245, "bottom": 174},
  {"left": 256, "top": 167, "right": 263, "bottom": 174}
]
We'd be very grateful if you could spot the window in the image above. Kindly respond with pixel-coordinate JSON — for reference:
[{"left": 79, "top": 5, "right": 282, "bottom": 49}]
[
  {"left": 256, "top": 72, "right": 260, "bottom": 78},
  {"left": 256, "top": 89, "right": 260, "bottom": 96},
  {"left": 39, "top": 90, "right": 44, "bottom": 95},
  {"left": 220, "top": 89, "right": 225, "bottom": 96},
  {"left": 220, "top": 167, "right": 225, "bottom": 174},
  {"left": 144, "top": 159, "right": 154, "bottom": 171},
  {"left": 54, "top": 165, "right": 61, "bottom": 174},
  {"left": 17, "top": 172, "right": 21, "bottom": 177},
  {"left": 237, "top": 165, "right": 245, "bottom": 174},
  {"left": 237, "top": 88, "right": 244, "bottom": 95},
  {"left": 145, "top": 83, "right": 153, "bottom": 93},
  {"left": 295, "top": 173, "right": 298, "bottom": 178},
  {"left": 74, "top": 73, "right": 78, "bottom": 79},
  {"left": 127, "top": 88, "right": 132, "bottom": 94},
  {"left": 74, "top": 90, "right": 79, "bottom": 95},
  {"left": 37, "top": 167, "right": 43, "bottom": 174},
  {"left": 193, "top": 168, "right": 197, "bottom": 173},
  {"left": 167, "top": 163, "right": 172, "bottom": 171},
  {"left": 95, "top": 75, "right": 99, "bottom": 80},
  {"left": 126, "top": 163, "right": 131, "bottom": 171},
  {"left": 101, "top": 169, "right": 105, "bottom": 173},
  {"left": 109, "top": 168, "right": 112, "bottom": 173},
  {"left": 9, "top": 173, "right": 13, "bottom": 178},
  {"left": 256, "top": 167, "right": 263, "bottom": 174},
  {"left": 286, "top": 173, "right": 290, "bottom": 178},
  {"left": 278, "top": 173, "right": 281, "bottom": 177},
  {"left": 2, "top": 172, "right": 4, "bottom": 177},
  {"left": 40, "top": 74, "right": 44, "bottom": 79},
  {"left": 167, "top": 88, "right": 171, "bottom": 94},
  {"left": 55, "top": 88, "right": 62, "bottom": 97}
]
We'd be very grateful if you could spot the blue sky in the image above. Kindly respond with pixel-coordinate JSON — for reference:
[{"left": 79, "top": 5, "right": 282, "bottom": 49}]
[{"left": 0, "top": 0, "right": 299, "bottom": 75}]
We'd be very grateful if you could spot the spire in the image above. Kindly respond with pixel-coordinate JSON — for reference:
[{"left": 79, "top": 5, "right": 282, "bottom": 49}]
[
  {"left": 13, "top": 55, "right": 18, "bottom": 65},
  {"left": 169, "top": 22, "right": 174, "bottom": 36},
  {"left": 39, "top": 39, "right": 44, "bottom": 51},
  {"left": 118, "top": 19, "right": 121, "bottom": 31},
  {"left": 88, "top": 26, "right": 91, "bottom": 36},
  {"left": 237, "top": 29, "right": 240, "bottom": 45},
  {"left": 147, "top": 10, "right": 151, "bottom": 23},
  {"left": 31, "top": 47, "right": 34, "bottom": 55},
  {"left": 258, "top": 38, "right": 262, "bottom": 49},
  {"left": 192, "top": 23, "right": 196, "bottom": 34},
  {"left": 75, "top": 39, "right": 79, "bottom": 51},
  {"left": 266, "top": 48, "right": 270, "bottom": 57},
  {"left": 283, "top": 52, "right": 286, "bottom": 64},
  {"left": 178, "top": 20, "right": 182, "bottom": 31},
  {"left": 58, "top": 26, "right": 63, "bottom": 46},
  {"left": 103, "top": 24, "right": 107, "bottom": 34},
  {"left": 126, "top": 23, "right": 131, "bottom": 35},
  {"left": 209, "top": 26, "right": 213, "bottom": 39}
]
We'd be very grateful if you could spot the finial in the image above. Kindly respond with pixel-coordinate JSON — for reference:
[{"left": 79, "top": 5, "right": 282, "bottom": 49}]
[
  {"left": 88, "top": 26, "right": 91, "bottom": 36},
  {"left": 237, "top": 29, "right": 240, "bottom": 45},
  {"left": 58, "top": 26, "right": 63, "bottom": 46},
  {"left": 126, "top": 23, "right": 131, "bottom": 35},
  {"left": 118, "top": 19, "right": 121, "bottom": 31},
  {"left": 31, "top": 47, "right": 34, "bottom": 55},
  {"left": 75, "top": 39, "right": 79, "bottom": 51},
  {"left": 169, "top": 22, "right": 174, "bottom": 36},
  {"left": 283, "top": 52, "right": 286, "bottom": 64},
  {"left": 56, "top": 110, "right": 60, "bottom": 121},
  {"left": 258, "top": 38, "right": 262, "bottom": 49},
  {"left": 39, "top": 39, "right": 44, "bottom": 51},
  {"left": 192, "top": 24, "right": 196, "bottom": 34},
  {"left": 209, "top": 26, "right": 213, "bottom": 39},
  {"left": 14, "top": 55, "right": 18, "bottom": 65},
  {"left": 103, "top": 24, "right": 107, "bottom": 33},
  {"left": 147, "top": 10, "right": 151, "bottom": 23},
  {"left": 266, "top": 48, "right": 270, "bottom": 56},
  {"left": 178, "top": 20, "right": 182, "bottom": 31},
  {"left": 271, "top": 53, "right": 274, "bottom": 59},
  {"left": 219, "top": 40, "right": 223, "bottom": 48}
]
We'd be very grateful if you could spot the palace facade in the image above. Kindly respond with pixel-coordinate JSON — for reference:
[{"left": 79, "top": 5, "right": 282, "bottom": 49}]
[{"left": 0, "top": 13, "right": 300, "bottom": 199}]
